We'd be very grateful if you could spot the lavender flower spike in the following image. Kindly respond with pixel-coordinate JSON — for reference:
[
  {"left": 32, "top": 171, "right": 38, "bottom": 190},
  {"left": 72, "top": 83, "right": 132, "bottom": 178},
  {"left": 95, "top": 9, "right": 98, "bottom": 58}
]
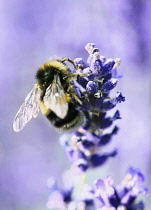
[
  {"left": 94, "top": 167, "right": 148, "bottom": 210},
  {"left": 47, "top": 43, "right": 148, "bottom": 209},
  {"left": 47, "top": 168, "right": 147, "bottom": 210},
  {"left": 59, "top": 43, "right": 125, "bottom": 172}
]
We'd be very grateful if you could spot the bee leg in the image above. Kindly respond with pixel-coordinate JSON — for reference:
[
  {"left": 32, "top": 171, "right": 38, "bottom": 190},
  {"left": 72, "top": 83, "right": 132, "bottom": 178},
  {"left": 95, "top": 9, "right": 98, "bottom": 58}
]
[
  {"left": 61, "top": 57, "right": 76, "bottom": 68},
  {"left": 61, "top": 57, "right": 83, "bottom": 73},
  {"left": 78, "top": 69, "right": 98, "bottom": 77},
  {"left": 61, "top": 56, "right": 98, "bottom": 80},
  {"left": 63, "top": 69, "right": 98, "bottom": 80},
  {"left": 67, "top": 84, "right": 82, "bottom": 105},
  {"left": 72, "top": 93, "right": 82, "bottom": 105},
  {"left": 94, "top": 78, "right": 104, "bottom": 84}
]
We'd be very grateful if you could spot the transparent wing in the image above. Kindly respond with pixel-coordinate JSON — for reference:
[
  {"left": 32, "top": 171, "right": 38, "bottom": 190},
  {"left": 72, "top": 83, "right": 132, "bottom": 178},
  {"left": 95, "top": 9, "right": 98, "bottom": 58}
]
[
  {"left": 43, "top": 74, "right": 68, "bottom": 119},
  {"left": 13, "top": 85, "right": 41, "bottom": 132}
]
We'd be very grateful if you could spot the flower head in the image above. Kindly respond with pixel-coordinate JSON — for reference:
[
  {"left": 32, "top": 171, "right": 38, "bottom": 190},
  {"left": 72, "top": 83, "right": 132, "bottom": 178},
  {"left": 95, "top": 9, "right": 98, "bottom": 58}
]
[
  {"left": 47, "top": 43, "right": 148, "bottom": 210},
  {"left": 93, "top": 167, "right": 148, "bottom": 210},
  {"left": 47, "top": 168, "right": 147, "bottom": 210},
  {"left": 59, "top": 43, "right": 125, "bottom": 172}
]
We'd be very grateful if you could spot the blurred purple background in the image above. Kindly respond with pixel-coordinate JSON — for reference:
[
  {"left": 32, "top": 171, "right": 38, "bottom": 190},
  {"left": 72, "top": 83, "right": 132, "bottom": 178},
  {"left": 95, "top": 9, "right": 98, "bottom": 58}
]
[{"left": 0, "top": 0, "right": 151, "bottom": 209}]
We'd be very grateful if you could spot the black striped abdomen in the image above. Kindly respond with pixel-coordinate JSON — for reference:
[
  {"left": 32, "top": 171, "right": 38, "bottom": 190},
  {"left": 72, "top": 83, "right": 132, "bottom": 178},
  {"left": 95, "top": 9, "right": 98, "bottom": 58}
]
[{"left": 45, "top": 103, "right": 84, "bottom": 131}]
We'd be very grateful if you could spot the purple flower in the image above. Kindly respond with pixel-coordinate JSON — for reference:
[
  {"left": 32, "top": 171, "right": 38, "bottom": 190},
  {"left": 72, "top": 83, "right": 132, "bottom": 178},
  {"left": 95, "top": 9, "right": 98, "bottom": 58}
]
[
  {"left": 82, "top": 67, "right": 96, "bottom": 80},
  {"left": 74, "top": 58, "right": 88, "bottom": 69},
  {"left": 101, "top": 78, "right": 118, "bottom": 92},
  {"left": 89, "top": 150, "right": 117, "bottom": 167},
  {"left": 47, "top": 167, "right": 147, "bottom": 210},
  {"left": 98, "top": 126, "right": 119, "bottom": 146},
  {"left": 46, "top": 43, "right": 149, "bottom": 210},
  {"left": 100, "top": 59, "right": 115, "bottom": 77},
  {"left": 86, "top": 81, "right": 98, "bottom": 94},
  {"left": 93, "top": 167, "right": 148, "bottom": 210},
  {"left": 100, "top": 92, "right": 125, "bottom": 112},
  {"left": 57, "top": 44, "right": 125, "bottom": 173},
  {"left": 114, "top": 91, "right": 126, "bottom": 104}
]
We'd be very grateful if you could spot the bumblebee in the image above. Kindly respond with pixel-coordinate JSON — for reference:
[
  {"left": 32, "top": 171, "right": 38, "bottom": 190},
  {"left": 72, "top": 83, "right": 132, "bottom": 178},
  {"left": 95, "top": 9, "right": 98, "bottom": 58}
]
[{"left": 13, "top": 58, "right": 93, "bottom": 132}]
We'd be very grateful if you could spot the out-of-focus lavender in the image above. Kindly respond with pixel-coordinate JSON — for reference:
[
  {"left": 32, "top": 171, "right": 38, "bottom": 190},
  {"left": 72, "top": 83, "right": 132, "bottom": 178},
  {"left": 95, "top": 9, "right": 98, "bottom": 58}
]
[
  {"left": 47, "top": 166, "right": 148, "bottom": 209},
  {"left": 0, "top": 0, "right": 151, "bottom": 210}
]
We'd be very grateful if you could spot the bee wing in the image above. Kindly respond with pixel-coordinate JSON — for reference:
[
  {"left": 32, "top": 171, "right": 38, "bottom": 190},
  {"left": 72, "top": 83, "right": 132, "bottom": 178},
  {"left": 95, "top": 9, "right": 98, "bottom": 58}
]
[
  {"left": 43, "top": 74, "right": 68, "bottom": 119},
  {"left": 13, "top": 85, "right": 41, "bottom": 132}
]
